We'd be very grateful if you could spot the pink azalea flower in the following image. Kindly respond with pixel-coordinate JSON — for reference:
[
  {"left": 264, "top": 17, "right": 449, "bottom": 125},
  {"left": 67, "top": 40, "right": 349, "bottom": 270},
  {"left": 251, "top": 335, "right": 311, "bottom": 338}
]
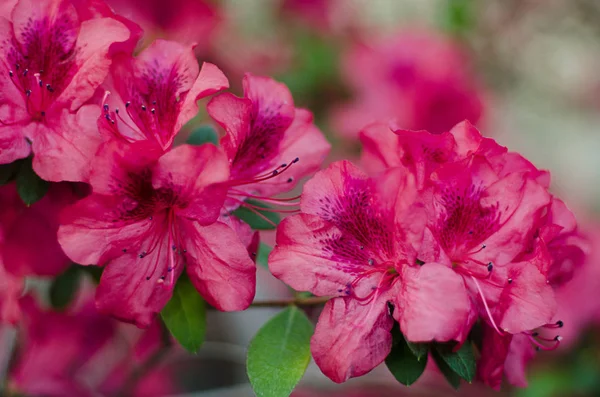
[
  {"left": 269, "top": 161, "right": 472, "bottom": 383},
  {"left": 0, "top": 183, "right": 77, "bottom": 278},
  {"left": 331, "top": 30, "right": 484, "bottom": 139},
  {"left": 8, "top": 293, "right": 178, "bottom": 397},
  {"left": 100, "top": 39, "right": 228, "bottom": 152},
  {"left": 207, "top": 73, "right": 330, "bottom": 215},
  {"left": 57, "top": 142, "right": 256, "bottom": 327},
  {"left": 104, "top": 0, "right": 220, "bottom": 54},
  {"left": 0, "top": 0, "right": 138, "bottom": 182}
]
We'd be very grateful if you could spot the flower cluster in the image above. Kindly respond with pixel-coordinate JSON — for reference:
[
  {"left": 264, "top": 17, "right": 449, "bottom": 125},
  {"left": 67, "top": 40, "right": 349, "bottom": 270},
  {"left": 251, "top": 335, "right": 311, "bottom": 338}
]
[
  {"left": 0, "top": 0, "right": 329, "bottom": 328},
  {"left": 270, "top": 121, "right": 585, "bottom": 388}
]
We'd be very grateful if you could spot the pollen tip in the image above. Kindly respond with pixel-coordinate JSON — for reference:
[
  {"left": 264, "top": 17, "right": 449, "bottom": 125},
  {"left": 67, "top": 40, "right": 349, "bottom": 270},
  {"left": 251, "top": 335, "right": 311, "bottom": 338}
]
[
  {"left": 293, "top": 157, "right": 299, "bottom": 163},
  {"left": 146, "top": 276, "right": 150, "bottom": 280},
  {"left": 487, "top": 263, "right": 493, "bottom": 272},
  {"left": 555, "top": 335, "right": 562, "bottom": 341},
  {"left": 272, "top": 170, "right": 279, "bottom": 176},
  {"left": 141, "top": 105, "right": 146, "bottom": 111},
  {"left": 287, "top": 177, "right": 294, "bottom": 183},
  {"left": 508, "top": 278, "right": 513, "bottom": 284},
  {"left": 125, "top": 101, "right": 131, "bottom": 107},
  {"left": 122, "top": 249, "right": 127, "bottom": 252},
  {"left": 8, "top": 70, "right": 13, "bottom": 77},
  {"left": 557, "top": 320, "right": 564, "bottom": 328}
]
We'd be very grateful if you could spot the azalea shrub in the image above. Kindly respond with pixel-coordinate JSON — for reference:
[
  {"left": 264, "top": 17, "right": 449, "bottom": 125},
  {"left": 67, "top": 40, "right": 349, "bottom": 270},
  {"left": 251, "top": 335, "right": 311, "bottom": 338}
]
[{"left": 0, "top": 0, "right": 595, "bottom": 397}]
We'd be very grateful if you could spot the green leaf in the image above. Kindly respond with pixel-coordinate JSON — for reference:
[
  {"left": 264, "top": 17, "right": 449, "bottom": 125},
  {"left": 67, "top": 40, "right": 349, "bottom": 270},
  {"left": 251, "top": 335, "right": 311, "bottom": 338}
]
[
  {"left": 0, "top": 161, "right": 20, "bottom": 185},
  {"left": 256, "top": 243, "right": 273, "bottom": 270},
  {"left": 16, "top": 158, "right": 49, "bottom": 206},
  {"left": 385, "top": 327, "right": 428, "bottom": 386},
  {"left": 186, "top": 125, "right": 218, "bottom": 146},
  {"left": 434, "top": 342, "right": 476, "bottom": 382},
  {"left": 439, "top": 0, "right": 475, "bottom": 37},
  {"left": 247, "top": 306, "right": 314, "bottom": 397},
  {"left": 161, "top": 275, "right": 206, "bottom": 353},
  {"left": 406, "top": 340, "right": 429, "bottom": 361},
  {"left": 49, "top": 265, "right": 82, "bottom": 310},
  {"left": 431, "top": 347, "right": 462, "bottom": 390},
  {"left": 233, "top": 199, "right": 280, "bottom": 230}
]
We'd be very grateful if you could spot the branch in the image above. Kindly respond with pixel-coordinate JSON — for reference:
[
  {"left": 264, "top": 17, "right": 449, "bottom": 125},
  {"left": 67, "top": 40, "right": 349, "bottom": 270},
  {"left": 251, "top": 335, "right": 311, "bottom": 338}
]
[{"left": 249, "top": 296, "right": 330, "bottom": 308}]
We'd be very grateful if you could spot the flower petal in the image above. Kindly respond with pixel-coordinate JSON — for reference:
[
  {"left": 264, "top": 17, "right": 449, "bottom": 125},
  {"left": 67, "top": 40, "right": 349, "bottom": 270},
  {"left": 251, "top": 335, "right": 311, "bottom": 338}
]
[
  {"left": 477, "top": 324, "right": 512, "bottom": 390},
  {"left": 311, "top": 295, "right": 393, "bottom": 383},
  {"left": 182, "top": 220, "right": 256, "bottom": 311},
  {"left": 29, "top": 105, "right": 102, "bottom": 182},
  {"left": 396, "top": 263, "right": 471, "bottom": 343}
]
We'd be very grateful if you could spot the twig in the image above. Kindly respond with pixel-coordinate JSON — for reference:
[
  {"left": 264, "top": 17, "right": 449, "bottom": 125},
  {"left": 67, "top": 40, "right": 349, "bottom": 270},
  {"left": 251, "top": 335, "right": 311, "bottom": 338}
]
[{"left": 249, "top": 296, "right": 330, "bottom": 308}]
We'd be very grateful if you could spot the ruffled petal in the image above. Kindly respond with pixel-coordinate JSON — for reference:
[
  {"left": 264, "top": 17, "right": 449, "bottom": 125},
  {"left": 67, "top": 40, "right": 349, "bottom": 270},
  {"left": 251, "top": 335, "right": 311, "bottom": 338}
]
[
  {"left": 182, "top": 220, "right": 255, "bottom": 311},
  {"left": 396, "top": 263, "right": 471, "bottom": 343},
  {"left": 311, "top": 295, "right": 393, "bottom": 383}
]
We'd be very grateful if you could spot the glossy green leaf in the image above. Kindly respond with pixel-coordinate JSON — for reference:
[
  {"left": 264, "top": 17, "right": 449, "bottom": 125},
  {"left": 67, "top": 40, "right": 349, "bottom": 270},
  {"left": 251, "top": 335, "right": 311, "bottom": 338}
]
[
  {"left": 233, "top": 199, "right": 280, "bottom": 230},
  {"left": 49, "top": 265, "right": 82, "bottom": 310},
  {"left": 385, "top": 327, "right": 428, "bottom": 386},
  {"left": 187, "top": 124, "right": 218, "bottom": 146},
  {"left": 435, "top": 342, "right": 476, "bottom": 382},
  {"left": 431, "top": 347, "right": 462, "bottom": 390},
  {"left": 406, "top": 340, "right": 429, "bottom": 361},
  {"left": 161, "top": 275, "right": 206, "bottom": 353},
  {"left": 247, "top": 306, "right": 314, "bottom": 397},
  {"left": 256, "top": 243, "right": 273, "bottom": 269},
  {"left": 16, "top": 158, "right": 48, "bottom": 206}
]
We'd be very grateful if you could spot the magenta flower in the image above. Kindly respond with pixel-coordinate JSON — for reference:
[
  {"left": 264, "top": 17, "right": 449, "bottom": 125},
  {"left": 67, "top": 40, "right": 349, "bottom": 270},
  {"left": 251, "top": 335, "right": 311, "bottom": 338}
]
[
  {"left": 0, "top": 0, "right": 137, "bottom": 181},
  {"left": 0, "top": 183, "right": 77, "bottom": 278},
  {"left": 100, "top": 39, "right": 228, "bottom": 152},
  {"left": 208, "top": 73, "right": 330, "bottom": 212},
  {"left": 331, "top": 30, "right": 484, "bottom": 139},
  {"left": 269, "top": 161, "right": 472, "bottom": 383},
  {"left": 9, "top": 294, "right": 178, "bottom": 397},
  {"left": 58, "top": 142, "right": 256, "bottom": 327}
]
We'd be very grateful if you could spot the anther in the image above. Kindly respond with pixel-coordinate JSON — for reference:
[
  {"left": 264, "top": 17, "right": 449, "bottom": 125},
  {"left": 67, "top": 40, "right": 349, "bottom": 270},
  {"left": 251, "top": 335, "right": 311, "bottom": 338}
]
[
  {"left": 141, "top": 105, "right": 146, "bottom": 111},
  {"left": 23, "top": 69, "right": 28, "bottom": 76},
  {"left": 508, "top": 278, "right": 513, "bottom": 284},
  {"left": 122, "top": 249, "right": 127, "bottom": 252},
  {"left": 41, "top": 111, "right": 45, "bottom": 116},
  {"left": 146, "top": 276, "right": 151, "bottom": 280},
  {"left": 25, "top": 89, "right": 31, "bottom": 97},
  {"left": 368, "top": 259, "right": 374, "bottom": 266},
  {"left": 125, "top": 101, "right": 130, "bottom": 108},
  {"left": 293, "top": 157, "right": 300, "bottom": 163},
  {"left": 556, "top": 320, "right": 564, "bottom": 328},
  {"left": 115, "top": 108, "right": 119, "bottom": 114},
  {"left": 149, "top": 216, "right": 153, "bottom": 220},
  {"left": 281, "top": 163, "right": 287, "bottom": 167},
  {"left": 555, "top": 335, "right": 562, "bottom": 341},
  {"left": 8, "top": 70, "right": 13, "bottom": 77},
  {"left": 272, "top": 170, "right": 279, "bottom": 176},
  {"left": 38, "top": 79, "right": 42, "bottom": 87},
  {"left": 287, "top": 178, "right": 293, "bottom": 183},
  {"left": 487, "top": 262, "right": 493, "bottom": 272},
  {"left": 152, "top": 100, "right": 156, "bottom": 105},
  {"left": 103, "top": 104, "right": 109, "bottom": 112},
  {"left": 151, "top": 108, "right": 155, "bottom": 114}
]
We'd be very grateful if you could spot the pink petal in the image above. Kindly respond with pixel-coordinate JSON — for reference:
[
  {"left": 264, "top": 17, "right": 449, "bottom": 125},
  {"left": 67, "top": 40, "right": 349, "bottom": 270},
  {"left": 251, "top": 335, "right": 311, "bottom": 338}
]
[
  {"left": 96, "top": 237, "right": 181, "bottom": 328},
  {"left": 182, "top": 220, "right": 256, "bottom": 311},
  {"left": 56, "top": 17, "right": 131, "bottom": 111},
  {"left": 496, "top": 262, "right": 557, "bottom": 334},
  {"left": 58, "top": 194, "right": 154, "bottom": 265},
  {"left": 477, "top": 324, "right": 512, "bottom": 390},
  {"left": 176, "top": 62, "right": 228, "bottom": 133},
  {"left": 207, "top": 92, "right": 253, "bottom": 163},
  {"left": 152, "top": 144, "right": 230, "bottom": 225},
  {"left": 396, "top": 263, "right": 471, "bottom": 343},
  {"left": 504, "top": 334, "right": 536, "bottom": 387},
  {"left": 311, "top": 295, "right": 393, "bottom": 383},
  {"left": 29, "top": 105, "right": 102, "bottom": 182},
  {"left": 359, "top": 122, "right": 401, "bottom": 175},
  {"left": 269, "top": 214, "right": 366, "bottom": 296}
]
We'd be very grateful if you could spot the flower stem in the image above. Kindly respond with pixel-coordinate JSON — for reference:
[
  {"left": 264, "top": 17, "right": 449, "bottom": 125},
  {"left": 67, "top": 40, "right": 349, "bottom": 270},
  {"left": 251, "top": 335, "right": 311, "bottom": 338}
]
[{"left": 249, "top": 296, "right": 330, "bottom": 308}]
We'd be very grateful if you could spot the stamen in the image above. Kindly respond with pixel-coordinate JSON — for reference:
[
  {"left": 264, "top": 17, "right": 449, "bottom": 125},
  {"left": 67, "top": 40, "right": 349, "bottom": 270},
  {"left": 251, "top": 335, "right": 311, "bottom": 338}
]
[{"left": 471, "top": 276, "right": 504, "bottom": 336}]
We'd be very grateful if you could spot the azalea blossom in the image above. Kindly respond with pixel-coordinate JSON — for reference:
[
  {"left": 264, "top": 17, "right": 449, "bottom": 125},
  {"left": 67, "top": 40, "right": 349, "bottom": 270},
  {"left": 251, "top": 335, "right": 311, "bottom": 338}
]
[
  {"left": 99, "top": 39, "right": 229, "bottom": 153},
  {"left": 269, "top": 161, "right": 471, "bottom": 383},
  {"left": 0, "top": 182, "right": 77, "bottom": 278},
  {"left": 0, "top": 0, "right": 137, "bottom": 182},
  {"left": 58, "top": 143, "right": 256, "bottom": 327},
  {"left": 8, "top": 293, "right": 177, "bottom": 397},
  {"left": 331, "top": 30, "right": 484, "bottom": 139},
  {"left": 207, "top": 73, "right": 330, "bottom": 217}
]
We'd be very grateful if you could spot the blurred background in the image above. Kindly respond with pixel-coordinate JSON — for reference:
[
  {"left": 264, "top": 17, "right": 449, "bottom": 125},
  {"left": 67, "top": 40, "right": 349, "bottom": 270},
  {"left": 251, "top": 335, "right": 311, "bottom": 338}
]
[{"left": 5, "top": 0, "right": 600, "bottom": 396}]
